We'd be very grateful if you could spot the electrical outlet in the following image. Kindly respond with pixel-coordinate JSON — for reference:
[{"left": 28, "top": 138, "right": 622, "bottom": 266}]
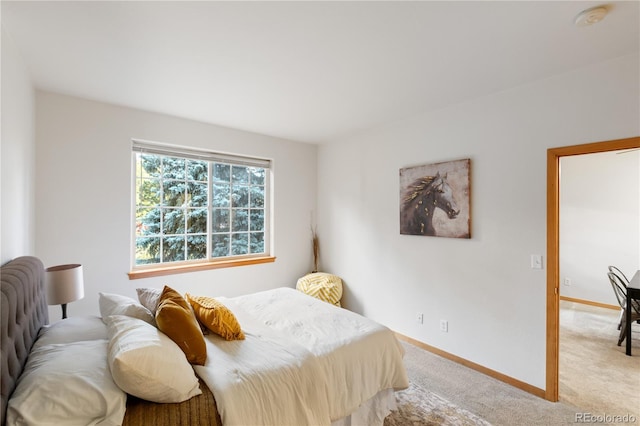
[
  {"left": 416, "top": 313, "right": 424, "bottom": 324},
  {"left": 439, "top": 319, "right": 448, "bottom": 332},
  {"left": 563, "top": 278, "right": 572, "bottom": 286}
]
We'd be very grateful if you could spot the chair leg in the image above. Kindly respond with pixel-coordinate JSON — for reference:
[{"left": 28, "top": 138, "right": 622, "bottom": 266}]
[
  {"left": 617, "top": 308, "right": 624, "bottom": 330},
  {"left": 617, "top": 311, "right": 628, "bottom": 346}
]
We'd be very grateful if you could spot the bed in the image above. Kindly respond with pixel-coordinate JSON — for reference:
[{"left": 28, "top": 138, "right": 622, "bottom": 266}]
[{"left": 1, "top": 256, "right": 408, "bottom": 425}]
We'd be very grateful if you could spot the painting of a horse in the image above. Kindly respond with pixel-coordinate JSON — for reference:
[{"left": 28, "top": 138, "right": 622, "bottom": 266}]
[{"left": 400, "top": 159, "right": 470, "bottom": 238}]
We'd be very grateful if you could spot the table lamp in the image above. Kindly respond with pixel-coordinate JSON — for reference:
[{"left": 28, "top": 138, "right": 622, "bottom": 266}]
[{"left": 46, "top": 264, "right": 85, "bottom": 319}]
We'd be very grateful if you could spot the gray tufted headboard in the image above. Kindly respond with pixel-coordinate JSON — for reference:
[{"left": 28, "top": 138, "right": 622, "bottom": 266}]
[{"left": 1, "top": 256, "right": 48, "bottom": 426}]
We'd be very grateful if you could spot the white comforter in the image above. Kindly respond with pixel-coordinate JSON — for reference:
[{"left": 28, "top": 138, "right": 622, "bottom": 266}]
[{"left": 194, "top": 287, "right": 408, "bottom": 426}]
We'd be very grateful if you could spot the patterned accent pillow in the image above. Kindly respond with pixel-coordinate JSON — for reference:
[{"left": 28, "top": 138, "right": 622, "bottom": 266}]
[
  {"left": 155, "top": 286, "right": 207, "bottom": 365},
  {"left": 296, "top": 272, "right": 343, "bottom": 306},
  {"left": 185, "top": 294, "right": 245, "bottom": 341}
]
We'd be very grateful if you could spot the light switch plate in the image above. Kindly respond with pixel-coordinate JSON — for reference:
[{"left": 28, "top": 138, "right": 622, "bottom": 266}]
[{"left": 531, "top": 254, "right": 543, "bottom": 269}]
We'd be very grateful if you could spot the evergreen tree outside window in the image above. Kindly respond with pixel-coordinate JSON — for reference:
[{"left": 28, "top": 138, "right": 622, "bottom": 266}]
[{"left": 132, "top": 140, "right": 270, "bottom": 269}]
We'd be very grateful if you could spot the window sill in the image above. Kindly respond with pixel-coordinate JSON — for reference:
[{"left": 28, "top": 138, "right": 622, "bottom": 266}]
[{"left": 128, "top": 256, "right": 276, "bottom": 280}]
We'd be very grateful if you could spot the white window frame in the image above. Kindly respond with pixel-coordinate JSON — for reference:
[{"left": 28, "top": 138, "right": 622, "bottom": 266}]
[{"left": 129, "top": 139, "right": 274, "bottom": 279}]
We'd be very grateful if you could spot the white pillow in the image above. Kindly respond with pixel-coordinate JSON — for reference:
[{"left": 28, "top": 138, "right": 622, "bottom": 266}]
[
  {"left": 136, "top": 287, "right": 162, "bottom": 315},
  {"left": 6, "top": 340, "right": 126, "bottom": 426},
  {"left": 105, "top": 315, "right": 202, "bottom": 403},
  {"left": 99, "top": 292, "right": 155, "bottom": 325},
  {"left": 36, "top": 315, "right": 108, "bottom": 347}
]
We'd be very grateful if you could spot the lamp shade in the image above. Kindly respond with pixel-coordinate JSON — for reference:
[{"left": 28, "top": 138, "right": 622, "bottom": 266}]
[{"left": 46, "top": 264, "right": 85, "bottom": 305}]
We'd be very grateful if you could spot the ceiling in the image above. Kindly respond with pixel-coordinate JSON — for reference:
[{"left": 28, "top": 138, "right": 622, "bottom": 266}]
[{"left": 2, "top": 1, "right": 638, "bottom": 144}]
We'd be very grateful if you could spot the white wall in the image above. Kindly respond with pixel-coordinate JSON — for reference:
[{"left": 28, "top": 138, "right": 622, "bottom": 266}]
[
  {"left": 560, "top": 151, "right": 640, "bottom": 304},
  {"left": 1, "top": 28, "right": 36, "bottom": 264},
  {"left": 317, "top": 53, "right": 640, "bottom": 390},
  {"left": 35, "top": 92, "right": 317, "bottom": 321}
]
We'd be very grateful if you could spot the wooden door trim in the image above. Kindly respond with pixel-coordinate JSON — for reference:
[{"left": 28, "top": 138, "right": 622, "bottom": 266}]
[{"left": 546, "top": 136, "right": 640, "bottom": 401}]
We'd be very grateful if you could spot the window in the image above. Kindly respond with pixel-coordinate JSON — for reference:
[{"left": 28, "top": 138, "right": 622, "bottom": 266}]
[{"left": 130, "top": 140, "right": 272, "bottom": 277}]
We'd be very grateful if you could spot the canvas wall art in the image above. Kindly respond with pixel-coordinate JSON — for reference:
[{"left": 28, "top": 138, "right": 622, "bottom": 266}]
[{"left": 399, "top": 158, "right": 471, "bottom": 238}]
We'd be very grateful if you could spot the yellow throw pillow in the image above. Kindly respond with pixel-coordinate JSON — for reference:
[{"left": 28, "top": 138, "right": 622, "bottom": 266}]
[
  {"left": 155, "top": 286, "right": 207, "bottom": 365},
  {"left": 296, "top": 272, "right": 343, "bottom": 306},
  {"left": 185, "top": 294, "right": 245, "bottom": 341}
]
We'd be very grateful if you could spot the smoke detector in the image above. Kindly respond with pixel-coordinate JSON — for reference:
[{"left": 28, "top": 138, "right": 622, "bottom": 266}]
[{"left": 574, "top": 6, "right": 609, "bottom": 26}]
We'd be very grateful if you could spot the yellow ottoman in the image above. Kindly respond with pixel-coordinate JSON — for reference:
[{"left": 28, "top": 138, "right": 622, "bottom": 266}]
[{"left": 296, "top": 272, "right": 343, "bottom": 307}]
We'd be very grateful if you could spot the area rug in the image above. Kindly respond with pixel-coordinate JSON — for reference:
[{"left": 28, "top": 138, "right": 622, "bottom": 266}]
[{"left": 384, "top": 382, "right": 492, "bottom": 426}]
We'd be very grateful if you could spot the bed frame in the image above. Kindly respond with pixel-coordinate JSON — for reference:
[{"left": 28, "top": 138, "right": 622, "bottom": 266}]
[{"left": 1, "top": 256, "right": 48, "bottom": 426}]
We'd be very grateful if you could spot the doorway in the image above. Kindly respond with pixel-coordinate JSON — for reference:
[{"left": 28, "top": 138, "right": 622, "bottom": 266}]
[{"left": 545, "top": 136, "right": 640, "bottom": 401}]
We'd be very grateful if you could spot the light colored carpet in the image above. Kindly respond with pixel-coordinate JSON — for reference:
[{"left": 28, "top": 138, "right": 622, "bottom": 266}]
[
  {"left": 559, "top": 301, "right": 640, "bottom": 419},
  {"left": 391, "top": 302, "right": 640, "bottom": 425},
  {"left": 397, "top": 341, "right": 580, "bottom": 425}
]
